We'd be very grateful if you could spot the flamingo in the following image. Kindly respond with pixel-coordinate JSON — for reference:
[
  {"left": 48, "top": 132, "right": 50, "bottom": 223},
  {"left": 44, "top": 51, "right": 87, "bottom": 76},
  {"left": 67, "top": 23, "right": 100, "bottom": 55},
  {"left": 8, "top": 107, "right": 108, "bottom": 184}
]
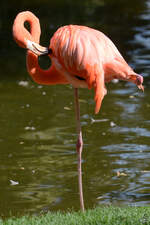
[{"left": 12, "top": 11, "right": 144, "bottom": 211}]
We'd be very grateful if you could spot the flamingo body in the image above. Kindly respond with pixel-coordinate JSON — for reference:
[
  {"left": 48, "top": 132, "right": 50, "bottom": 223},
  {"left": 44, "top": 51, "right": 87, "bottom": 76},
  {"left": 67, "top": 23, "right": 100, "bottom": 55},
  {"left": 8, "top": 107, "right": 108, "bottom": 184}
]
[{"left": 13, "top": 11, "right": 143, "bottom": 114}]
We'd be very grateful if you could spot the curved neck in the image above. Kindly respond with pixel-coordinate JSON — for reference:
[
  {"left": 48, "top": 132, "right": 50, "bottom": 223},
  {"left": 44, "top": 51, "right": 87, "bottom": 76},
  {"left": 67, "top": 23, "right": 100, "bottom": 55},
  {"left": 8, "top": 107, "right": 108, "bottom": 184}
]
[
  {"left": 13, "top": 11, "right": 68, "bottom": 85},
  {"left": 13, "top": 11, "right": 41, "bottom": 48},
  {"left": 26, "top": 51, "right": 68, "bottom": 85}
]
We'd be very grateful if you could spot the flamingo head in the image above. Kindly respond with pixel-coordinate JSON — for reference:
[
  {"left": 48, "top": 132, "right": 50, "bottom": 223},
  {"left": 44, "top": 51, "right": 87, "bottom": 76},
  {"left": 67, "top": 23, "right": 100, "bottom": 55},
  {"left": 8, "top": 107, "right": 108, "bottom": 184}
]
[
  {"left": 26, "top": 40, "right": 49, "bottom": 56},
  {"left": 128, "top": 73, "right": 144, "bottom": 91}
]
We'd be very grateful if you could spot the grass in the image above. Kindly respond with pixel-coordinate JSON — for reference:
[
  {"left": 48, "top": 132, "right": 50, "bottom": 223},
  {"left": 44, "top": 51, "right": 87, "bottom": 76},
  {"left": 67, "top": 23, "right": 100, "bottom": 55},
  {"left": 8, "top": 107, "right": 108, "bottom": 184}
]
[{"left": 1, "top": 206, "right": 150, "bottom": 225}]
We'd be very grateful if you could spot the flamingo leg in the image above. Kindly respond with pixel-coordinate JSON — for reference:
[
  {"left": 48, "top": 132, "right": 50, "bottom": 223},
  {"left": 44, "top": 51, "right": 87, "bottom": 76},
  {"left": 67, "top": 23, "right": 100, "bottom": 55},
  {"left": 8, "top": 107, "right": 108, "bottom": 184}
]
[{"left": 74, "top": 88, "right": 85, "bottom": 211}]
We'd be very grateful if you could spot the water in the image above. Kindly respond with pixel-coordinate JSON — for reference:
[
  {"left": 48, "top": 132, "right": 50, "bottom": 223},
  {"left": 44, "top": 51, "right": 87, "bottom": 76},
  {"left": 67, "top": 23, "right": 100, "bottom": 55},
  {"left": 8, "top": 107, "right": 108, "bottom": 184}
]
[{"left": 0, "top": 0, "right": 150, "bottom": 218}]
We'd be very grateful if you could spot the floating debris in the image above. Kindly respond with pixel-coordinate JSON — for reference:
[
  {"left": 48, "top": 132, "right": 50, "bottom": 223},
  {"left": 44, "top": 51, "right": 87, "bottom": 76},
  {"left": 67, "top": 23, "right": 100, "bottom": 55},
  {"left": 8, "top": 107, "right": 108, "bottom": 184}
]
[
  {"left": 110, "top": 121, "right": 116, "bottom": 127},
  {"left": 91, "top": 118, "right": 109, "bottom": 124},
  {"left": 117, "top": 171, "right": 127, "bottom": 177},
  {"left": 20, "top": 167, "right": 25, "bottom": 170},
  {"left": 129, "top": 95, "right": 135, "bottom": 99},
  {"left": 18, "top": 81, "right": 29, "bottom": 87},
  {"left": 42, "top": 91, "right": 46, "bottom": 95},
  {"left": 64, "top": 107, "right": 71, "bottom": 111},
  {"left": 10, "top": 180, "right": 19, "bottom": 186},
  {"left": 24, "top": 126, "right": 36, "bottom": 131},
  {"left": 37, "top": 85, "right": 43, "bottom": 89},
  {"left": 79, "top": 99, "right": 87, "bottom": 103},
  {"left": 141, "top": 170, "right": 150, "bottom": 173},
  {"left": 97, "top": 196, "right": 103, "bottom": 199}
]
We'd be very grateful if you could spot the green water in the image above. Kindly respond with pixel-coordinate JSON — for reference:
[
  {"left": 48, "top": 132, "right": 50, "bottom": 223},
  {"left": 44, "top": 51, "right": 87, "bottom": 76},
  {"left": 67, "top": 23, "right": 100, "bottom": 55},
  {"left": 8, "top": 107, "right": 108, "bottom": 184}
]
[{"left": 0, "top": 0, "right": 150, "bottom": 218}]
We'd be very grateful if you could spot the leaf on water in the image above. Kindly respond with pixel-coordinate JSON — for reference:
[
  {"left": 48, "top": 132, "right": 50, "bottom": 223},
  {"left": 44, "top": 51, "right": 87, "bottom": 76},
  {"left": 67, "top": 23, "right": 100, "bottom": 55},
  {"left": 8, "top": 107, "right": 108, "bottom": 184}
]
[
  {"left": 129, "top": 95, "right": 135, "bottom": 99},
  {"left": 18, "top": 81, "right": 29, "bottom": 87},
  {"left": 24, "top": 126, "right": 36, "bottom": 131},
  {"left": 91, "top": 118, "right": 109, "bottom": 124},
  {"left": 141, "top": 170, "right": 150, "bottom": 173},
  {"left": 42, "top": 91, "right": 46, "bottom": 95},
  {"left": 110, "top": 121, "right": 116, "bottom": 127},
  {"left": 64, "top": 107, "right": 71, "bottom": 110},
  {"left": 37, "top": 85, "right": 43, "bottom": 89},
  {"left": 117, "top": 171, "right": 127, "bottom": 177},
  {"left": 20, "top": 167, "right": 25, "bottom": 170},
  {"left": 97, "top": 196, "right": 103, "bottom": 199},
  {"left": 10, "top": 180, "right": 19, "bottom": 186},
  {"left": 79, "top": 99, "right": 87, "bottom": 103}
]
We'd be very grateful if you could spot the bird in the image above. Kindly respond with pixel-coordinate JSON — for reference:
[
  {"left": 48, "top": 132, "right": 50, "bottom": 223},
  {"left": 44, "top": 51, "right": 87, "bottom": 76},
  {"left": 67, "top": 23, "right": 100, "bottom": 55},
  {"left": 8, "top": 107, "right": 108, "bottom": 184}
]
[{"left": 13, "top": 11, "right": 144, "bottom": 211}]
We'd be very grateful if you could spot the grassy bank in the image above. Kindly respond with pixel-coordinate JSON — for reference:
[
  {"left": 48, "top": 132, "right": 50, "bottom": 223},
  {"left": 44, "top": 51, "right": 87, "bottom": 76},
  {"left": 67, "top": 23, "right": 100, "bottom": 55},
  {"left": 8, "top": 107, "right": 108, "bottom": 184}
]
[{"left": 1, "top": 206, "right": 150, "bottom": 225}]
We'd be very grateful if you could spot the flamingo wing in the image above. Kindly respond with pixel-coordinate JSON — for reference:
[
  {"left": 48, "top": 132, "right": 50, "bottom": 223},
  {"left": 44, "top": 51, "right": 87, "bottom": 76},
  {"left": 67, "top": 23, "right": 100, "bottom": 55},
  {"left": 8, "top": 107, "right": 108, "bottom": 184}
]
[{"left": 50, "top": 25, "right": 107, "bottom": 113}]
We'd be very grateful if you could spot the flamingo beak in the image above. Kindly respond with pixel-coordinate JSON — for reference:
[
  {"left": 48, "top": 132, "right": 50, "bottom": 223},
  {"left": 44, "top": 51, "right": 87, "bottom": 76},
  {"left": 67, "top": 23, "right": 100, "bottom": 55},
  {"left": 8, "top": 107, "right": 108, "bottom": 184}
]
[{"left": 26, "top": 40, "right": 49, "bottom": 56}]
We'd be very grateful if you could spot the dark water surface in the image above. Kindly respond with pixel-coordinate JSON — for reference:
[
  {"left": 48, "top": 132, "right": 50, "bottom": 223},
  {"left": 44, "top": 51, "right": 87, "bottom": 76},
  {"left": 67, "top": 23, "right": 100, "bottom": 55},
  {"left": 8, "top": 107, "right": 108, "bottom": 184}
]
[{"left": 0, "top": 0, "right": 150, "bottom": 218}]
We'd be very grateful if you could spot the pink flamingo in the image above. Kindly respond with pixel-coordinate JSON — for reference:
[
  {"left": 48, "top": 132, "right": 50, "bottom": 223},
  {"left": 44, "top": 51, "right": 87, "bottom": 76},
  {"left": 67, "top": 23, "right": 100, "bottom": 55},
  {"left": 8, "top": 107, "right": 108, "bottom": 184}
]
[{"left": 13, "top": 11, "right": 144, "bottom": 211}]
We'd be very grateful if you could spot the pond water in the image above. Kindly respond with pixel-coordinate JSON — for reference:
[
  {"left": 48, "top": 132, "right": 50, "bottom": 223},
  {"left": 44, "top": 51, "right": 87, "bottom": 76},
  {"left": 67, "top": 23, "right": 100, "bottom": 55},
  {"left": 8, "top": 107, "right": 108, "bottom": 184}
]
[{"left": 0, "top": 0, "right": 150, "bottom": 218}]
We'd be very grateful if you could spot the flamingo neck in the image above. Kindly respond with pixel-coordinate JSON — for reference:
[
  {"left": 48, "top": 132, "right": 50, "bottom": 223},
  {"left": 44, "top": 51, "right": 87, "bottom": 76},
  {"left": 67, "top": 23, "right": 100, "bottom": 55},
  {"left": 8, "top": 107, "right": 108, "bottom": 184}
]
[
  {"left": 13, "top": 11, "right": 53, "bottom": 84},
  {"left": 26, "top": 51, "right": 68, "bottom": 85},
  {"left": 13, "top": 11, "right": 68, "bottom": 85},
  {"left": 13, "top": 11, "right": 41, "bottom": 48}
]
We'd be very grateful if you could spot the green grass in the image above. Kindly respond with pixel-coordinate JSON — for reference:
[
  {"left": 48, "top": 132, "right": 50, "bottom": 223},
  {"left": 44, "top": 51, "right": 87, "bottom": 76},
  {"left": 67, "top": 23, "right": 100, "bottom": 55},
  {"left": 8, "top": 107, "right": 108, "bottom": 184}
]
[{"left": 1, "top": 206, "right": 150, "bottom": 225}]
